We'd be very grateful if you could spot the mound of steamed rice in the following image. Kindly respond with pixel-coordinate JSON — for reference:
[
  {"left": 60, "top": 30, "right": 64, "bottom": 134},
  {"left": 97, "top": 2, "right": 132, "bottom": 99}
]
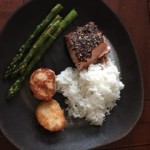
[{"left": 56, "top": 60, "right": 124, "bottom": 125}]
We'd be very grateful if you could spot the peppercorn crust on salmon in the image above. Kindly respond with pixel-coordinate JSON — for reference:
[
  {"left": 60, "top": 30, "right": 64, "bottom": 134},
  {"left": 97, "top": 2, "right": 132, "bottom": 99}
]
[
  {"left": 65, "top": 22, "right": 110, "bottom": 70},
  {"left": 36, "top": 99, "right": 67, "bottom": 131}
]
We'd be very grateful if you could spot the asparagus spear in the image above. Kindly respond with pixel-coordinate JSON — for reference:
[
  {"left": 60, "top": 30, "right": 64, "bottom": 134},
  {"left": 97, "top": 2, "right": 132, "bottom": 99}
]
[
  {"left": 6, "top": 9, "right": 78, "bottom": 99},
  {"left": 8, "top": 15, "right": 62, "bottom": 78},
  {"left": 4, "top": 4, "right": 63, "bottom": 79}
]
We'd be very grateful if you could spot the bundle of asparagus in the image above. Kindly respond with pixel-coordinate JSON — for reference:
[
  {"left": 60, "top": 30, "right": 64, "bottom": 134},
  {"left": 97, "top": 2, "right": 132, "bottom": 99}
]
[
  {"left": 4, "top": 4, "right": 78, "bottom": 99},
  {"left": 4, "top": 4, "right": 63, "bottom": 79}
]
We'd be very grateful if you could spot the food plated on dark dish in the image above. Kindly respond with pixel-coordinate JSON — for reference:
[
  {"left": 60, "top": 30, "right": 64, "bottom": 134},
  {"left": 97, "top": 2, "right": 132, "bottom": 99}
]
[{"left": 0, "top": 0, "right": 143, "bottom": 150}]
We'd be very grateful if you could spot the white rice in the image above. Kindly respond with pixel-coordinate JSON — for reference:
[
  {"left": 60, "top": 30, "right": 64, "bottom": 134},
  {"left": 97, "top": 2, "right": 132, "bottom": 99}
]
[{"left": 56, "top": 60, "right": 124, "bottom": 125}]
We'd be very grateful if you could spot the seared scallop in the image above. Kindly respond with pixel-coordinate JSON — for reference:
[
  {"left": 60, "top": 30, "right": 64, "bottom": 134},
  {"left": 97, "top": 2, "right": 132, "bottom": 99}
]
[
  {"left": 30, "top": 68, "right": 55, "bottom": 100},
  {"left": 36, "top": 99, "right": 67, "bottom": 131}
]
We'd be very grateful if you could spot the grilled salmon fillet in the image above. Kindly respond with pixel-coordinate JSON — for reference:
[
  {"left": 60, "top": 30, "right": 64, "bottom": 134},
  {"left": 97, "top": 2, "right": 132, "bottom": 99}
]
[{"left": 65, "top": 22, "right": 110, "bottom": 70}]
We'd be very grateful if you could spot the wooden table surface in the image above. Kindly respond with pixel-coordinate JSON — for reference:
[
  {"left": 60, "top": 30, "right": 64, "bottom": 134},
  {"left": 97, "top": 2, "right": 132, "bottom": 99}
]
[{"left": 0, "top": 0, "right": 150, "bottom": 149}]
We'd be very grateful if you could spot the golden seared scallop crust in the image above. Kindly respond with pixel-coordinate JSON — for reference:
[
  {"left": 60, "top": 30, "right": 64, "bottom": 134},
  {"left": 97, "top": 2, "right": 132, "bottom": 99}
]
[
  {"left": 30, "top": 68, "right": 55, "bottom": 100},
  {"left": 36, "top": 99, "right": 67, "bottom": 131}
]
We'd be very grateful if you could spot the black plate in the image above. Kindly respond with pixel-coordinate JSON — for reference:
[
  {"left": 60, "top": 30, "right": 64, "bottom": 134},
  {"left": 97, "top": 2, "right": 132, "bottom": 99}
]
[{"left": 0, "top": 0, "right": 143, "bottom": 149}]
